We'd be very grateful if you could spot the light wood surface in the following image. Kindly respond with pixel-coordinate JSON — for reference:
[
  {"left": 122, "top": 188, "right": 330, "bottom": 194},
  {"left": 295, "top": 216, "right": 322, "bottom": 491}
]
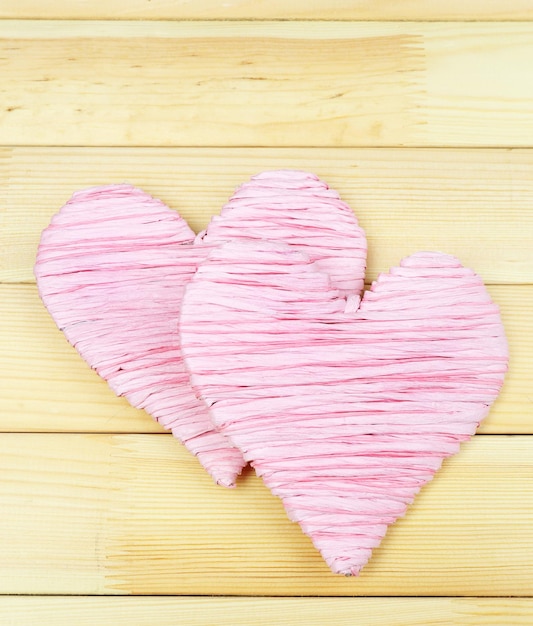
[
  {"left": 2, "top": 0, "right": 533, "bottom": 21},
  {"left": 1, "top": 5, "right": 532, "bottom": 622},
  {"left": 0, "top": 434, "right": 531, "bottom": 596},
  {"left": 2, "top": 22, "right": 533, "bottom": 148},
  {"left": 1, "top": 597, "right": 532, "bottom": 626},
  {"left": 2, "top": 147, "right": 532, "bottom": 284}
]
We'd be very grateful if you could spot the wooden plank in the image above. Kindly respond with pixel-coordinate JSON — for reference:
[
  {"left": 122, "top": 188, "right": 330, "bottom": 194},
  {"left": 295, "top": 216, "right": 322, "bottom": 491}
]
[
  {"left": 0, "top": 283, "right": 527, "bottom": 435},
  {"left": 1, "top": 22, "right": 533, "bottom": 148},
  {"left": 2, "top": 1, "right": 533, "bottom": 21},
  {"left": 2, "top": 147, "right": 532, "bottom": 284},
  {"left": 1, "top": 597, "right": 533, "bottom": 626},
  {"left": 0, "top": 433, "right": 531, "bottom": 595},
  {"left": 0, "top": 284, "right": 164, "bottom": 434}
]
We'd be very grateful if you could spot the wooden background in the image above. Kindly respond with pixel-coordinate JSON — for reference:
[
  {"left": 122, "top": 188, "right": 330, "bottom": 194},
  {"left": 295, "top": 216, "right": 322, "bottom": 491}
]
[{"left": 1, "top": 2, "right": 532, "bottom": 624}]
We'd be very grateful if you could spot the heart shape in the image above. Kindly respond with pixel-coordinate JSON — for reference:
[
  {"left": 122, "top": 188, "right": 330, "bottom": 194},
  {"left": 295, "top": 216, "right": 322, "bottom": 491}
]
[
  {"left": 35, "top": 171, "right": 366, "bottom": 486},
  {"left": 180, "top": 241, "right": 508, "bottom": 574}
]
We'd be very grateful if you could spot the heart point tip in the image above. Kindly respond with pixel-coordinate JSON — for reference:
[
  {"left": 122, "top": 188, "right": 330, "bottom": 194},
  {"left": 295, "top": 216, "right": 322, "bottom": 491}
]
[{"left": 215, "top": 477, "right": 237, "bottom": 489}]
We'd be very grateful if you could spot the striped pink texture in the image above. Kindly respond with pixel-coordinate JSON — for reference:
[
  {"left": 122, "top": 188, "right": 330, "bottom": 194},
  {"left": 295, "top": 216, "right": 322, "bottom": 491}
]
[
  {"left": 35, "top": 171, "right": 366, "bottom": 486},
  {"left": 200, "top": 170, "right": 366, "bottom": 296},
  {"left": 180, "top": 242, "right": 508, "bottom": 574}
]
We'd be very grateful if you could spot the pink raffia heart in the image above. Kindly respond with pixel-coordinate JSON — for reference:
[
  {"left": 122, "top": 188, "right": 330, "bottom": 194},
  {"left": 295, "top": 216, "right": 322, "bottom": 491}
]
[
  {"left": 34, "top": 171, "right": 366, "bottom": 487},
  {"left": 180, "top": 241, "right": 508, "bottom": 574}
]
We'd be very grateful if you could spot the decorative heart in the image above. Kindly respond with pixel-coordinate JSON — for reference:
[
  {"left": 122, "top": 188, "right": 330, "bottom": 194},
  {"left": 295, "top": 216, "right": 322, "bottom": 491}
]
[
  {"left": 35, "top": 171, "right": 366, "bottom": 487},
  {"left": 180, "top": 241, "right": 508, "bottom": 574}
]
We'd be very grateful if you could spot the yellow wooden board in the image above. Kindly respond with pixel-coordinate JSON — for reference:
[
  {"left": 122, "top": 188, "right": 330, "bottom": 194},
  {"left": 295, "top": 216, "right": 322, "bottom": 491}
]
[
  {"left": 1, "top": 7, "right": 532, "bottom": 622},
  {"left": 2, "top": 22, "right": 533, "bottom": 148},
  {"left": 0, "top": 283, "right": 528, "bottom": 434},
  {"left": 1, "top": 597, "right": 533, "bottom": 626},
  {"left": 2, "top": 147, "right": 533, "bottom": 284},
  {"left": 2, "top": 0, "right": 533, "bottom": 21},
  {"left": 0, "top": 434, "right": 531, "bottom": 596}
]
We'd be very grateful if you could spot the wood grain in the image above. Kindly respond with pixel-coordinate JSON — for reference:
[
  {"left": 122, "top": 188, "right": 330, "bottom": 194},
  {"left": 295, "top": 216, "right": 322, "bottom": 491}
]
[
  {"left": 2, "top": 22, "right": 533, "bottom": 148},
  {"left": 1, "top": 597, "right": 532, "bottom": 626},
  {"left": 0, "top": 283, "right": 528, "bottom": 435},
  {"left": 2, "top": 1, "right": 533, "bottom": 21},
  {"left": 2, "top": 147, "right": 533, "bottom": 284},
  {"left": 0, "top": 4, "right": 532, "bottom": 613},
  {"left": 0, "top": 284, "right": 160, "bottom": 434},
  {"left": 0, "top": 433, "right": 531, "bottom": 595}
]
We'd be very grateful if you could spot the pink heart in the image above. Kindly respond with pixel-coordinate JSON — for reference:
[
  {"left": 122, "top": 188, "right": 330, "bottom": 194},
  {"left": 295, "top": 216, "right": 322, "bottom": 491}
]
[
  {"left": 180, "top": 241, "right": 508, "bottom": 574},
  {"left": 35, "top": 171, "right": 366, "bottom": 487}
]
